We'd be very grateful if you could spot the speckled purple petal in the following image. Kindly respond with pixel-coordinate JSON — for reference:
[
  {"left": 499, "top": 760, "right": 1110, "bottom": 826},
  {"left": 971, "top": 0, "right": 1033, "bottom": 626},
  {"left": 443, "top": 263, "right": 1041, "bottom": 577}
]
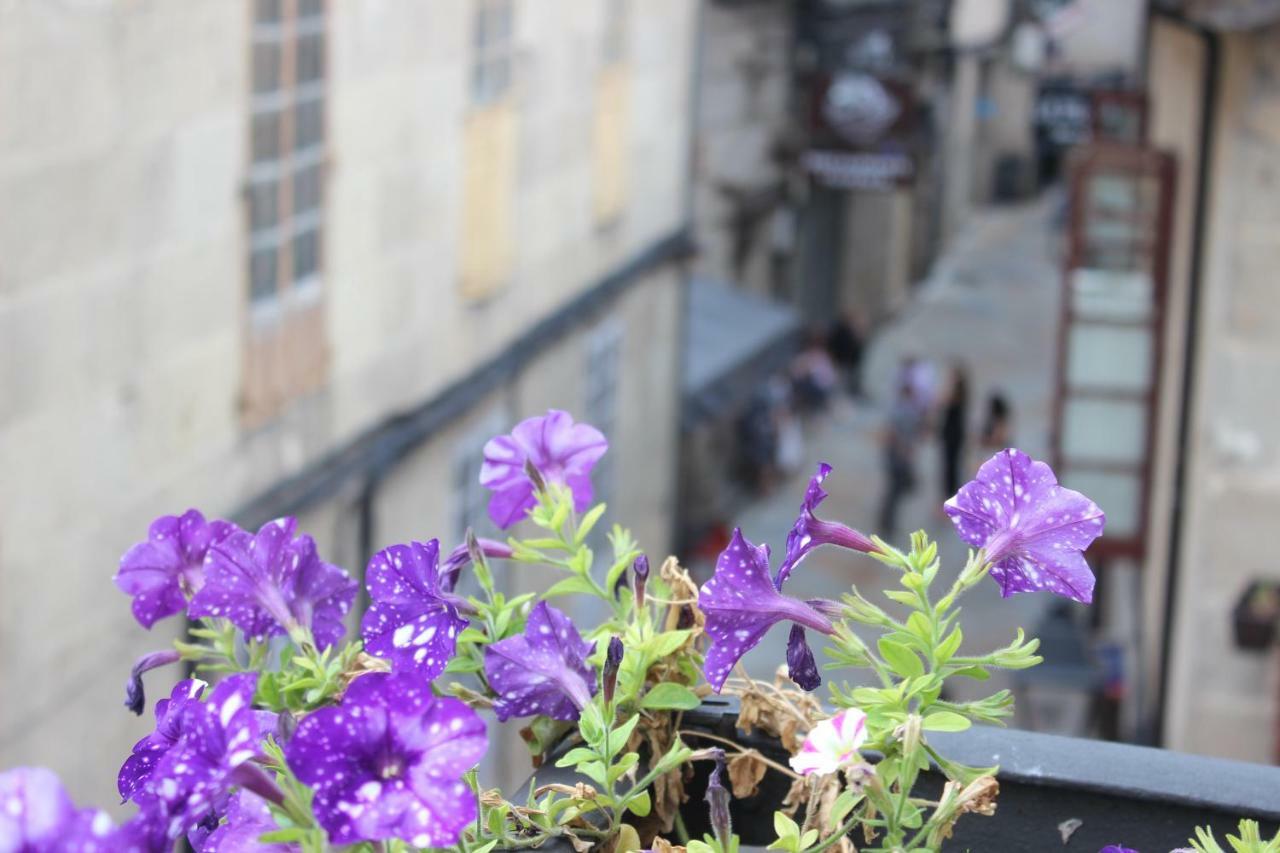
[
  {"left": 480, "top": 410, "right": 608, "bottom": 528},
  {"left": 200, "top": 791, "right": 292, "bottom": 852},
  {"left": 786, "top": 625, "right": 821, "bottom": 691},
  {"left": 944, "top": 449, "right": 1105, "bottom": 604},
  {"left": 699, "top": 529, "right": 835, "bottom": 692},
  {"left": 285, "top": 673, "right": 486, "bottom": 846},
  {"left": 361, "top": 540, "right": 468, "bottom": 680},
  {"left": 0, "top": 767, "right": 78, "bottom": 849},
  {"left": 145, "top": 674, "right": 267, "bottom": 841},
  {"left": 119, "top": 678, "right": 208, "bottom": 803},
  {"left": 189, "top": 518, "right": 356, "bottom": 649},
  {"left": 484, "top": 601, "right": 597, "bottom": 721},
  {"left": 777, "top": 463, "right": 876, "bottom": 589},
  {"left": 115, "top": 510, "right": 237, "bottom": 629}
]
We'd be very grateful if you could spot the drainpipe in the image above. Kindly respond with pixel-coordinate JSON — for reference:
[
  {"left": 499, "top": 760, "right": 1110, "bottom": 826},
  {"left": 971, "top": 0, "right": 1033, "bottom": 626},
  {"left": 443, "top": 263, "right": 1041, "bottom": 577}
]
[
  {"left": 1152, "top": 12, "right": 1219, "bottom": 748},
  {"left": 669, "top": 0, "right": 704, "bottom": 554}
]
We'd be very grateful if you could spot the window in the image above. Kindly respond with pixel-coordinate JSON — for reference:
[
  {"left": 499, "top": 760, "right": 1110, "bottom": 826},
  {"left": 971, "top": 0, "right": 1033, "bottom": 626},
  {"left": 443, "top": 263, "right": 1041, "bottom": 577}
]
[
  {"left": 585, "top": 320, "right": 623, "bottom": 507},
  {"left": 472, "top": 0, "right": 514, "bottom": 106},
  {"left": 248, "top": 0, "right": 327, "bottom": 321}
]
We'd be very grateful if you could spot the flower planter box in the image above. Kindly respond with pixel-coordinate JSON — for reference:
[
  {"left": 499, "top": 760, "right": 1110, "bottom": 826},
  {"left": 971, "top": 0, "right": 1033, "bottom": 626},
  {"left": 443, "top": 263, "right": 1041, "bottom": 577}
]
[{"left": 525, "top": 698, "right": 1280, "bottom": 851}]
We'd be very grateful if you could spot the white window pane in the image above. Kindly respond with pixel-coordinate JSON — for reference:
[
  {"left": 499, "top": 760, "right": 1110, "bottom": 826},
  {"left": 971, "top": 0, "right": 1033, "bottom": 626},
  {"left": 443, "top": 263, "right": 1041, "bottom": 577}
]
[
  {"left": 249, "top": 180, "right": 279, "bottom": 231},
  {"left": 252, "top": 111, "right": 282, "bottom": 163},
  {"left": 1062, "top": 397, "right": 1147, "bottom": 465},
  {"left": 253, "top": 41, "right": 281, "bottom": 94},
  {"left": 1066, "top": 323, "right": 1151, "bottom": 392},
  {"left": 1071, "top": 268, "right": 1152, "bottom": 322},
  {"left": 1058, "top": 469, "right": 1142, "bottom": 539}
]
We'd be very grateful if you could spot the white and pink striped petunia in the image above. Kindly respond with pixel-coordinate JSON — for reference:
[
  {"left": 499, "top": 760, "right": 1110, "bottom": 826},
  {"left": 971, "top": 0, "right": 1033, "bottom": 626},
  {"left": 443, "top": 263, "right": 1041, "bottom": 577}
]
[{"left": 789, "top": 708, "right": 869, "bottom": 776}]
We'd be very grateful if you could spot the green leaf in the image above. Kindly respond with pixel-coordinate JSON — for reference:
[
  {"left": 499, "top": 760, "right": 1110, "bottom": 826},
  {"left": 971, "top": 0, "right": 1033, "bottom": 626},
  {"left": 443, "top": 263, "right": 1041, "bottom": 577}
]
[
  {"left": 544, "top": 575, "right": 602, "bottom": 599},
  {"left": 951, "top": 665, "right": 990, "bottom": 681},
  {"left": 829, "top": 789, "right": 863, "bottom": 829},
  {"left": 575, "top": 503, "right": 608, "bottom": 545},
  {"left": 444, "top": 656, "right": 482, "bottom": 674},
  {"left": 906, "top": 611, "right": 933, "bottom": 644},
  {"left": 608, "top": 751, "right": 640, "bottom": 783},
  {"left": 936, "top": 627, "right": 963, "bottom": 663},
  {"left": 640, "top": 683, "right": 701, "bottom": 711},
  {"left": 610, "top": 714, "right": 641, "bottom": 754},
  {"left": 646, "top": 629, "right": 694, "bottom": 660},
  {"left": 472, "top": 842, "right": 500, "bottom": 853},
  {"left": 626, "top": 790, "right": 652, "bottom": 817},
  {"left": 878, "top": 638, "right": 924, "bottom": 678},
  {"left": 884, "top": 590, "right": 918, "bottom": 606},
  {"left": 457, "top": 627, "right": 490, "bottom": 644},
  {"left": 773, "top": 810, "right": 800, "bottom": 842},
  {"left": 260, "top": 828, "right": 309, "bottom": 842},
  {"left": 923, "top": 711, "right": 972, "bottom": 732},
  {"left": 555, "top": 747, "right": 598, "bottom": 768}
]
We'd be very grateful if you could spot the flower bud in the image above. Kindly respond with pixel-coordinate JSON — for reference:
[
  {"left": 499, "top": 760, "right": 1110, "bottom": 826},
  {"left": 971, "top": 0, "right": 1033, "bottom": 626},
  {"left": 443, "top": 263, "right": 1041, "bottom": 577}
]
[
  {"left": 705, "top": 748, "right": 732, "bottom": 846},
  {"left": 603, "top": 636, "right": 624, "bottom": 706},
  {"left": 633, "top": 554, "right": 650, "bottom": 609},
  {"left": 124, "top": 649, "right": 181, "bottom": 716},
  {"left": 523, "top": 457, "right": 549, "bottom": 494}
]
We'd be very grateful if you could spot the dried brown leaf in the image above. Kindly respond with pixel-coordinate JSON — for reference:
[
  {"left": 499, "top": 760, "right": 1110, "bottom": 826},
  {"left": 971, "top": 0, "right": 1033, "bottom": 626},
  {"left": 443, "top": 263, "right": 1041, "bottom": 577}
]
[{"left": 727, "top": 750, "right": 768, "bottom": 798}]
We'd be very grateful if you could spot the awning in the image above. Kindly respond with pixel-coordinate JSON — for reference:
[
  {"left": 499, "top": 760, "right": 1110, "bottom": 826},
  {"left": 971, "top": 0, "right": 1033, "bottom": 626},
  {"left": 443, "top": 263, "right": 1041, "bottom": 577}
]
[{"left": 681, "top": 277, "right": 802, "bottom": 427}]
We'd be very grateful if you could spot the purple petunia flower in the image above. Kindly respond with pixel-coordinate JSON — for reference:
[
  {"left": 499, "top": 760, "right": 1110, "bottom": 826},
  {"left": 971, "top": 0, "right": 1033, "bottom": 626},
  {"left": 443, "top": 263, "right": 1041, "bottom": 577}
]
[
  {"left": 119, "top": 678, "right": 208, "bottom": 803},
  {"left": 944, "top": 448, "right": 1105, "bottom": 603},
  {"left": 777, "top": 463, "right": 877, "bottom": 588},
  {"left": 0, "top": 766, "right": 164, "bottom": 853},
  {"left": 360, "top": 540, "right": 470, "bottom": 680},
  {"left": 188, "top": 518, "right": 358, "bottom": 649},
  {"left": 201, "top": 791, "right": 294, "bottom": 852},
  {"left": 115, "top": 509, "right": 237, "bottom": 629},
  {"left": 124, "top": 649, "right": 183, "bottom": 716},
  {"left": 483, "top": 601, "right": 597, "bottom": 721},
  {"left": 440, "top": 537, "right": 513, "bottom": 593},
  {"left": 285, "top": 672, "right": 487, "bottom": 847},
  {"left": 1098, "top": 847, "right": 1139, "bottom": 853},
  {"left": 142, "top": 673, "right": 280, "bottom": 843},
  {"left": 480, "top": 410, "right": 608, "bottom": 529},
  {"left": 699, "top": 529, "right": 838, "bottom": 693}
]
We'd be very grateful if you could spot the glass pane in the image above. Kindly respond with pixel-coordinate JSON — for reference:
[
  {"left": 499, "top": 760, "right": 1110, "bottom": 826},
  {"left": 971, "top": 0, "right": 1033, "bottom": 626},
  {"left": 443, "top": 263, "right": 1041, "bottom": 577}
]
[
  {"left": 248, "top": 180, "right": 279, "bottom": 232},
  {"left": 1087, "top": 173, "right": 1138, "bottom": 216},
  {"left": 295, "top": 98, "right": 324, "bottom": 150},
  {"left": 293, "top": 163, "right": 323, "bottom": 214},
  {"left": 1066, "top": 324, "right": 1151, "bottom": 392},
  {"left": 252, "top": 111, "right": 282, "bottom": 163},
  {"left": 1058, "top": 469, "right": 1141, "bottom": 539},
  {"left": 293, "top": 227, "right": 321, "bottom": 282},
  {"left": 250, "top": 247, "right": 278, "bottom": 303},
  {"left": 296, "top": 32, "right": 325, "bottom": 84},
  {"left": 252, "top": 41, "right": 281, "bottom": 94},
  {"left": 299, "top": 0, "right": 324, "bottom": 19},
  {"left": 255, "top": 0, "right": 282, "bottom": 24},
  {"left": 1071, "top": 269, "right": 1152, "bottom": 322},
  {"left": 1062, "top": 397, "right": 1147, "bottom": 465}
]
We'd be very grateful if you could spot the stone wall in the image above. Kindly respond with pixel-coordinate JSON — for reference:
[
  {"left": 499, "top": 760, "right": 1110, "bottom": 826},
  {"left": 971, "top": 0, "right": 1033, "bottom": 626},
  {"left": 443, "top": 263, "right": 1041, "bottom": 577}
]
[
  {"left": 0, "top": 0, "right": 695, "bottom": 808},
  {"left": 1164, "top": 25, "right": 1280, "bottom": 760}
]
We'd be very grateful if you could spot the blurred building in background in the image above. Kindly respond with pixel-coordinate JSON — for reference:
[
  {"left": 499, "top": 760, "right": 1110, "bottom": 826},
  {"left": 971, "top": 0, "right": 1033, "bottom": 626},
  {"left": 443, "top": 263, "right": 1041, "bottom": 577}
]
[
  {"left": 0, "top": 0, "right": 697, "bottom": 804},
  {"left": 6, "top": 0, "right": 1280, "bottom": 811}
]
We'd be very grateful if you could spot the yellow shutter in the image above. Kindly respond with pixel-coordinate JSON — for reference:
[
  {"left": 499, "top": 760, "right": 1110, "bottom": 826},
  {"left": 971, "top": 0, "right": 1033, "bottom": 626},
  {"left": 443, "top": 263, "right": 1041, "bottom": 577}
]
[
  {"left": 592, "top": 64, "right": 630, "bottom": 226},
  {"left": 460, "top": 101, "right": 517, "bottom": 300}
]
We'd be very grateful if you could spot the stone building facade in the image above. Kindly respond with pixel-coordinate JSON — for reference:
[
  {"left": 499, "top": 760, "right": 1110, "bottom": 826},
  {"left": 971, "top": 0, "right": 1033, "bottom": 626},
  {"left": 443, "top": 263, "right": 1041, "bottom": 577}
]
[
  {"left": 1140, "top": 4, "right": 1280, "bottom": 761},
  {"left": 0, "top": 0, "right": 696, "bottom": 806}
]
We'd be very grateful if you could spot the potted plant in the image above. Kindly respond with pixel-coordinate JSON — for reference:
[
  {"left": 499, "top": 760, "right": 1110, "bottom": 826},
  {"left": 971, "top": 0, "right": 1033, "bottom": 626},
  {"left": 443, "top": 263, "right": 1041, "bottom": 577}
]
[{"left": 2, "top": 410, "right": 1277, "bottom": 852}]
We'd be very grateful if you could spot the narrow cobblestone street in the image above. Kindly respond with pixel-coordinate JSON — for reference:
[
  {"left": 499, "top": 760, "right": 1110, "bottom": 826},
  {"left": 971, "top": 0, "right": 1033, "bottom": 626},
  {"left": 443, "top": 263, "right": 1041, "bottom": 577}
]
[{"left": 730, "top": 194, "right": 1073, "bottom": 710}]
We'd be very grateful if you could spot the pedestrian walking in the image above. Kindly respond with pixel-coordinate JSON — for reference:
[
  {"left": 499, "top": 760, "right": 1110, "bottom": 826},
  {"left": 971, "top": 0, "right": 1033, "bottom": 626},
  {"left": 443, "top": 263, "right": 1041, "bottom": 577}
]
[
  {"left": 878, "top": 380, "right": 923, "bottom": 540},
  {"left": 938, "top": 362, "right": 970, "bottom": 500},
  {"left": 827, "top": 310, "right": 867, "bottom": 398}
]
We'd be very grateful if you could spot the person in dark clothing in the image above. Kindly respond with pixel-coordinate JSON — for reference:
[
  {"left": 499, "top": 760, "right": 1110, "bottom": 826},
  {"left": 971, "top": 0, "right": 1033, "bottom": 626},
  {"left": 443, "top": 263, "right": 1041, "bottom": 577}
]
[
  {"left": 878, "top": 380, "right": 923, "bottom": 541},
  {"left": 938, "top": 363, "right": 970, "bottom": 500},
  {"left": 827, "top": 311, "right": 866, "bottom": 398},
  {"left": 979, "top": 392, "right": 1013, "bottom": 452}
]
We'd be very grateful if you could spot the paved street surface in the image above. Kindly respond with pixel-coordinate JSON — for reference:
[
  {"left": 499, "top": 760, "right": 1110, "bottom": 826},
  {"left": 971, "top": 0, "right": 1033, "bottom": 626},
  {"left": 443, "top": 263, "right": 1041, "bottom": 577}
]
[{"left": 729, "top": 194, "right": 1076, "bottom": 713}]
